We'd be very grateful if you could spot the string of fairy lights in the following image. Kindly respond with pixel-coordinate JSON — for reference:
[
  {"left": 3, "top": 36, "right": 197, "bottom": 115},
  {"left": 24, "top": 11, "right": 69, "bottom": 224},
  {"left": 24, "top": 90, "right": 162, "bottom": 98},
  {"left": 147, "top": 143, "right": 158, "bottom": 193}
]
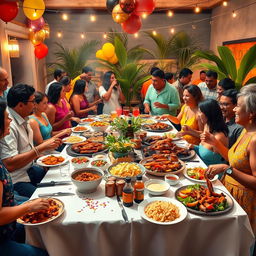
[{"left": 21, "top": 0, "right": 256, "bottom": 39}]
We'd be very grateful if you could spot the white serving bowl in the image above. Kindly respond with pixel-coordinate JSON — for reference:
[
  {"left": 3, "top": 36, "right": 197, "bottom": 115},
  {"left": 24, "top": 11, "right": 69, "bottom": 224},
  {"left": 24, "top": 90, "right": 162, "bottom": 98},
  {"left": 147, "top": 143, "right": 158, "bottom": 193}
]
[
  {"left": 145, "top": 179, "right": 170, "bottom": 196},
  {"left": 90, "top": 159, "right": 109, "bottom": 171},
  {"left": 165, "top": 174, "right": 180, "bottom": 186},
  {"left": 71, "top": 168, "right": 104, "bottom": 194},
  {"left": 71, "top": 156, "right": 90, "bottom": 170},
  {"left": 90, "top": 122, "right": 109, "bottom": 132}
]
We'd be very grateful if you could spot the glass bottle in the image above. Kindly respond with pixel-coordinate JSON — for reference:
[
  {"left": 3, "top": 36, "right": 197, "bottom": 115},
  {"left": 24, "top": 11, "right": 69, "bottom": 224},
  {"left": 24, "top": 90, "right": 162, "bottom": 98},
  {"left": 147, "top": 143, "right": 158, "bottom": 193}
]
[
  {"left": 122, "top": 177, "right": 134, "bottom": 207},
  {"left": 134, "top": 175, "right": 144, "bottom": 203}
]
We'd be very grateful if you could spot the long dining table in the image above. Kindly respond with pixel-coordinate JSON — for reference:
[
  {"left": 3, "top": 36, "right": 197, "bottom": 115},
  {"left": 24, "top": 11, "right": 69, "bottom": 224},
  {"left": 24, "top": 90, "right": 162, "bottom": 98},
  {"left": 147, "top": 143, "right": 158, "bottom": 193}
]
[{"left": 25, "top": 119, "right": 255, "bottom": 256}]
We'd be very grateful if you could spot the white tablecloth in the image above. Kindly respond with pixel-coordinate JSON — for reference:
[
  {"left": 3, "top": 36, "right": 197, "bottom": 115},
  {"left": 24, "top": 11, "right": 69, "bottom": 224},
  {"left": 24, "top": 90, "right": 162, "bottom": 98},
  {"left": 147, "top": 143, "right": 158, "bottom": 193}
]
[{"left": 26, "top": 124, "right": 255, "bottom": 256}]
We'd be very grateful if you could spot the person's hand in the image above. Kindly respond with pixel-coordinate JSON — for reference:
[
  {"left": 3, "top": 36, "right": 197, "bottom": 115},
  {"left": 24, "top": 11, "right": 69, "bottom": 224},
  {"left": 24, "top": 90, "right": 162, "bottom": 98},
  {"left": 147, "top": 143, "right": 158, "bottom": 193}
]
[
  {"left": 206, "top": 164, "right": 229, "bottom": 179},
  {"left": 65, "top": 111, "right": 74, "bottom": 121},
  {"left": 57, "top": 128, "right": 72, "bottom": 138},
  {"left": 26, "top": 198, "right": 49, "bottom": 213},
  {"left": 176, "top": 131, "right": 185, "bottom": 137},
  {"left": 144, "top": 105, "right": 150, "bottom": 114},
  {"left": 71, "top": 117, "right": 81, "bottom": 124},
  {"left": 154, "top": 102, "right": 167, "bottom": 109},
  {"left": 200, "top": 131, "right": 217, "bottom": 146},
  {"left": 39, "top": 137, "right": 62, "bottom": 151},
  {"left": 95, "top": 99, "right": 102, "bottom": 104},
  {"left": 90, "top": 105, "right": 97, "bottom": 113},
  {"left": 110, "top": 79, "right": 117, "bottom": 88}
]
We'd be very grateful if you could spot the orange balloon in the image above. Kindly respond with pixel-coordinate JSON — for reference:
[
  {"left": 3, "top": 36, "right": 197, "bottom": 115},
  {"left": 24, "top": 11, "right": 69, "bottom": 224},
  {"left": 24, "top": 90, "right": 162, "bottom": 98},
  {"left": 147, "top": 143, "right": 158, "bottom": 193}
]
[
  {"left": 112, "top": 4, "right": 129, "bottom": 24},
  {"left": 30, "top": 29, "right": 45, "bottom": 45}
]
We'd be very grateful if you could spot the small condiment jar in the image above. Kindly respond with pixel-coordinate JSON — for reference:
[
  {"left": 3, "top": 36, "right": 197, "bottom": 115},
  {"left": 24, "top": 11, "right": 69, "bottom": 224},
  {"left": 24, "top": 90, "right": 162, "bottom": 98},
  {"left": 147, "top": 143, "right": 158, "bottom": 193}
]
[
  {"left": 134, "top": 175, "right": 144, "bottom": 203},
  {"left": 107, "top": 176, "right": 117, "bottom": 182},
  {"left": 105, "top": 180, "right": 116, "bottom": 197},
  {"left": 122, "top": 177, "right": 134, "bottom": 207},
  {"left": 116, "top": 179, "right": 125, "bottom": 196}
]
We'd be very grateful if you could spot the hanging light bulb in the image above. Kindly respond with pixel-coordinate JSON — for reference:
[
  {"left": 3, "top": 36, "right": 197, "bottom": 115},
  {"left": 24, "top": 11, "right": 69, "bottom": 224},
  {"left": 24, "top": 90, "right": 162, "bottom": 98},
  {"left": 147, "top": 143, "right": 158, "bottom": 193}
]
[
  {"left": 134, "top": 33, "right": 138, "bottom": 38},
  {"left": 62, "top": 13, "right": 68, "bottom": 21},
  {"left": 170, "top": 28, "right": 175, "bottom": 34},
  {"left": 33, "top": 10, "right": 37, "bottom": 18},
  {"left": 103, "top": 33, "right": 107, "bottom": 39},
  {"left": 81, "top": 33, "right": 85, "bottom": 39},
  {"left": 152, "top": 30, "right": 157, "bottom": 36},
  {"left": 90, "top": 15, "right": 96, "bottom": 22},
  {"left": 223, "top": 1, "right": 228, "bottom": 6},
  {"left": 167, "top": 10, "right": 174, "bottom": 17},
  {"left": 194, "top": 5, "right": 201, "bottom": 13},
  {"left": 57, "top": 32, "right": 62, "bottom": 38},
  {"left": 142, "top": 13, "right": 147, "bottom": 19},
  {"left": 232, "top": 11, "right": 237, "bottom": 18}
]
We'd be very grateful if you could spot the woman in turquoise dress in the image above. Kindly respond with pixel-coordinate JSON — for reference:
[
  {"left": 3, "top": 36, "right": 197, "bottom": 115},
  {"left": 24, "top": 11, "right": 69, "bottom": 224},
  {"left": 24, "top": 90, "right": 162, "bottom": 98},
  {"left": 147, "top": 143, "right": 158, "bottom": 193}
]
[
  {"left": 0, "top": 100, "right": 49, "bottom": 255},
  {"left": 29, "top": 92, "right": 71, "bottom": 145},
  {"left": 182, "top": 99, "right": 229, "bottom": 166}
]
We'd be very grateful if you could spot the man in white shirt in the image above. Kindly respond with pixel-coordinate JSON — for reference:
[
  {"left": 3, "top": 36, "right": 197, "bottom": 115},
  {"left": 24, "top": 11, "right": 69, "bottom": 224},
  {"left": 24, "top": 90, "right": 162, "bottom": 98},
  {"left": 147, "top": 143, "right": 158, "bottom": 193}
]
[
  {"left": 45, "top": 69, "right": 65, "bottom": 94},
  {"left": 0, "top": 84, "right": 62, "bottom": 197},
  {"left": 198, "top": 70, "right": 218, "bottom": 100}
]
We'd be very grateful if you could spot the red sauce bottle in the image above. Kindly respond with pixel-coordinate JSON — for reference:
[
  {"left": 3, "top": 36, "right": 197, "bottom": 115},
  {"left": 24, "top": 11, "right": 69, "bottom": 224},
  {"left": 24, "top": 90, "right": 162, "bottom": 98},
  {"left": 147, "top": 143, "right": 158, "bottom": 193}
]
[{"left": 134, "top": 175, "right": 144, "bottom": 204}]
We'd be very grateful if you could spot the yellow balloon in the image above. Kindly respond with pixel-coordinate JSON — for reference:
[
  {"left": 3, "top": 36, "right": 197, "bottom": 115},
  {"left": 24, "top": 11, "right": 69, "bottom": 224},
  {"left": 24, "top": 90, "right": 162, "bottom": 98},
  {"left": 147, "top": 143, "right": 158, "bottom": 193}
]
[
  {"left": 43, "top": 23, "right": 50, "bottom": 39},
  {"left": 102, "top": 43, "right": 115, "bottom": 58},
  {"left": 96, "top": 49, "right": 107, "bottom": 60},
  {"left": 30, "top": 30, "right": 45, "bottom": 46},
  {"left": 112, "top": 4, "right": 129, "bottom": 24},
  {"left": 109, "top": 54, "right": 118, "bottom": 64},
  {"left": 23, "top": 0, "right": 45, "bottom": 20}
]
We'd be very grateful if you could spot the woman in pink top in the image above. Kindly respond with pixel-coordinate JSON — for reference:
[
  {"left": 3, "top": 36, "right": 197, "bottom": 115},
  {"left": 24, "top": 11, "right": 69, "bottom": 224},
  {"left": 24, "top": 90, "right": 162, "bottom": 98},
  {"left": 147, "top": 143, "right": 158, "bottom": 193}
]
[
  {"left": 70, "top": 80, "right": 101, "bottom": 118},
  {"left": 46, "top": 82, "right": 77, "bottom": 131}
]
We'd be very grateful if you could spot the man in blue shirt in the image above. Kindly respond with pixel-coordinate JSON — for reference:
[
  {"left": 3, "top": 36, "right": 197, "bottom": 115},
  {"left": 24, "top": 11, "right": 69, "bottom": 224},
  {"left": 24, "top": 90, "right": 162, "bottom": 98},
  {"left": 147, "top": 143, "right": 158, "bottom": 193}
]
[
  {"left": 144, "top": 69, "right": 180, "bottom": 116},
  {"left": 0, "top": 67, "right": 10, "bottom": 102}
]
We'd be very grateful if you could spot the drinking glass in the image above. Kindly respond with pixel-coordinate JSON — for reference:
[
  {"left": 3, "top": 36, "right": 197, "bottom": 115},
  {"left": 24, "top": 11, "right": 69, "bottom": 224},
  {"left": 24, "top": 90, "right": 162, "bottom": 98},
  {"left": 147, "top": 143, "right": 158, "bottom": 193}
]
[
  {"left": 123, "top": 106, "right": 130, "bottom": 116},
  {"left": 111, "top": 111, "right": 118, "bottom": 119},
  {"left": 116, "top": 108, "right": 122, "bottom": 116},
  {"left": 132, "top": 107, "right": 140, "bottom": 117}
]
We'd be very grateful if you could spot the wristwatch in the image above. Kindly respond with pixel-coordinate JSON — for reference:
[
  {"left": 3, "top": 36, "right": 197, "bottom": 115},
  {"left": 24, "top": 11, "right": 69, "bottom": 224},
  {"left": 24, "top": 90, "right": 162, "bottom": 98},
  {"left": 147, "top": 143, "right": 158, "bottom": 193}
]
[{"left": 225, "top": 166, "right": 233, "bottom": 175}]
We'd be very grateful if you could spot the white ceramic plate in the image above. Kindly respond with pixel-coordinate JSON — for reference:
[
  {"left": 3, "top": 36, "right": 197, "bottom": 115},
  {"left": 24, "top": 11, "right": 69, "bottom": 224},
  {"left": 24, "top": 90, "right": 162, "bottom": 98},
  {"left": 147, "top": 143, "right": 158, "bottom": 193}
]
[
  {"left": 17, "top": 198, "right": 64, "bottom": 226},
  {"left": 62, "top": 136, "right": 86, "bottom": 144},
  {"left": 71, "top": 126, "right": 89, "bottom": 133},
  {"left": 138, "top": 197, "right": 187, "bottom": 225},
  {"left": 183, "top": 167, "right": 218, "bottom": 183},
  {"left": 36, "top": 154, "right": 69, "bottom": 167}
]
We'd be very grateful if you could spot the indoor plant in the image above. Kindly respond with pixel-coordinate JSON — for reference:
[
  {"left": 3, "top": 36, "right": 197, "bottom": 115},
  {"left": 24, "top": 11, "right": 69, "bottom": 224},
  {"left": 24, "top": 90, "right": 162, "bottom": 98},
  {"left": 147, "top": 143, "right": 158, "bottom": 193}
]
[
  {"left": 105, "top": 135, "right": 135, "bottom": 158},
  {"left": 110, "top": 116, "right": 143, "bottom": 138}
]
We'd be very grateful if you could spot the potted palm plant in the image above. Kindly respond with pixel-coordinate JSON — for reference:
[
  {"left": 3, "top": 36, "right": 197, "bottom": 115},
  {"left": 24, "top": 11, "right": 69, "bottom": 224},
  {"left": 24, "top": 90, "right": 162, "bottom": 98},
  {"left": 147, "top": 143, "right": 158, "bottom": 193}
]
[
  {"left": 193, "top": 45, "right": 256, "bottom": 89},
  {"left": 97, "top": 36, "right": 151, "bottom": 107}
]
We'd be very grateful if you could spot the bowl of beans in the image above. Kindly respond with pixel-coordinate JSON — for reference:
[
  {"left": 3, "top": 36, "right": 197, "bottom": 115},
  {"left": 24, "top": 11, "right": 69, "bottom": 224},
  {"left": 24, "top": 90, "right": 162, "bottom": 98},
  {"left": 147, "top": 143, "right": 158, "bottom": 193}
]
[
  {"left": 71, "top": 168, "right": 104, "bottom": 193},
  {"left": 71, "top": 157, "right": 90, "bottom": 169}
]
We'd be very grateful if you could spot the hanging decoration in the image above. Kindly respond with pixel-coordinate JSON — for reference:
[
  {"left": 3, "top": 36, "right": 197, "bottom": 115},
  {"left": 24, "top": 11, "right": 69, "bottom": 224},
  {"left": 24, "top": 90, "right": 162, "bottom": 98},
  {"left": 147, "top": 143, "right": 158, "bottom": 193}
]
[
  {"left": 34, "top": 43, "right": 48, "bottom": 59},
  {"left": 96, "top": 43, "right": 118, "bottom": 64},
  {"left": 23, "top": 0, "right": 45, "bottom": 20},
  {"left": 108, "top": 0, "right": 155, "bottom": 34},
  {"left": 29, "top": 29, "right": 46, "bottom": 45},
  {"left": 106, "top": 0, "right": 119, "bottom": 13},
  {"left": 28, "top": 17, "right": 45, "bottom": 32},
  {"left": 0, "top": 1, "right": 18, "bottom": 23}
]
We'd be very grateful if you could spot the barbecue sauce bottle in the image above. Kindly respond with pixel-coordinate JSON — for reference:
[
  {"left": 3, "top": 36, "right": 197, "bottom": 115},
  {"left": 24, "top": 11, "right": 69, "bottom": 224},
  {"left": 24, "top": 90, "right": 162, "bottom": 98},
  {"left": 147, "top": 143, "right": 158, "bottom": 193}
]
[
  {"left": 122, "top": 177, "right": 134, "bottom": 207},
  {"left": 125, "top": 119, "right": 134, "bottom": 138},
  {"left": 134, "top": 175, "right": 144, "bottom": 204}
]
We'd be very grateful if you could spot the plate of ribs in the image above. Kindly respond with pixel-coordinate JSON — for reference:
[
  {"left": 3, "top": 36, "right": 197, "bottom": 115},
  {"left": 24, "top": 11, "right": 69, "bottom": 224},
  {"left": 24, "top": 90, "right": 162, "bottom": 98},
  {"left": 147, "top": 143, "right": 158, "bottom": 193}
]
[{"left": 66, "top": 141, "right": 108, "bottom": 157}]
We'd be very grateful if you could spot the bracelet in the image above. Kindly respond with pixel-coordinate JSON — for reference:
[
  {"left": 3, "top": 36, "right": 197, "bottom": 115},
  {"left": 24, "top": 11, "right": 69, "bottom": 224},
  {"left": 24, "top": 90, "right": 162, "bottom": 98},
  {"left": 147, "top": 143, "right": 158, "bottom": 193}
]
[{"left": 32, "top": 146, "right": 40, "bottom": 157}]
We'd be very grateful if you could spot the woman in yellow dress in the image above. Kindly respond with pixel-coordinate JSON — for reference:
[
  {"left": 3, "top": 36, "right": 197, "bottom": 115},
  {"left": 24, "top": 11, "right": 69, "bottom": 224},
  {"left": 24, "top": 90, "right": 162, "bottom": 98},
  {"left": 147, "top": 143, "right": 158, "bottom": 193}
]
[
  {"left": 164, "top": 85, "right": 204, "bottom": 145},
  {"left": 206, "top": 84, "right": 256, "bottom": 236}
]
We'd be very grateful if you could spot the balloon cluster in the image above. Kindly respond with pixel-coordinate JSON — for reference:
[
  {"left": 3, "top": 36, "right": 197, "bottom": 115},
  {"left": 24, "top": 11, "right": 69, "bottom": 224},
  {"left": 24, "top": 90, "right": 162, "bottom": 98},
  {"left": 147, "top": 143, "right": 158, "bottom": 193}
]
[
  {"left": 107, "top": 0, "right": 155, "bottom": 34},
  {"left": 96, "top": 43, "right": 118, "bottom": 64},
  {"left": 24, "top": 0, "right": 48, "bottom": 59}
]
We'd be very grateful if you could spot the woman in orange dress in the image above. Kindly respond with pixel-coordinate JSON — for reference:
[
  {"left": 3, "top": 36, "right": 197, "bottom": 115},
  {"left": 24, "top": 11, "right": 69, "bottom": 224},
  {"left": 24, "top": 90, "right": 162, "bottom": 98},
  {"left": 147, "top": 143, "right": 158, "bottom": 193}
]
[
  {"left": 206, "top": 84, "right": 256, "bottom": 236},
  {"left": 164, "top": 85, "right": 204, "bottom": 144}
]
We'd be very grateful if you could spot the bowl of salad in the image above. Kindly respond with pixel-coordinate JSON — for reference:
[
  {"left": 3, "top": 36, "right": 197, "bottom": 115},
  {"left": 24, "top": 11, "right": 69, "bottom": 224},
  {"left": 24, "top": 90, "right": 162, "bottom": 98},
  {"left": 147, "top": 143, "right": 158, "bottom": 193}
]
[
  {"left": 71, "top": 156, "right": 90, "bottom": 169},
  {"left": 91, "top": 159, "right": 109, "bottom": 171}
]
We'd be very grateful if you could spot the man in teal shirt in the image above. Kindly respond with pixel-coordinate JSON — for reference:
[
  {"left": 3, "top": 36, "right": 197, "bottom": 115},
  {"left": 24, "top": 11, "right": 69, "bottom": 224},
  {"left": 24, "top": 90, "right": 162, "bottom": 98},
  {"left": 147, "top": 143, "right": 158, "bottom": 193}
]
[{"left": 144, "top": 69, "right": 180, "bottom": 116}]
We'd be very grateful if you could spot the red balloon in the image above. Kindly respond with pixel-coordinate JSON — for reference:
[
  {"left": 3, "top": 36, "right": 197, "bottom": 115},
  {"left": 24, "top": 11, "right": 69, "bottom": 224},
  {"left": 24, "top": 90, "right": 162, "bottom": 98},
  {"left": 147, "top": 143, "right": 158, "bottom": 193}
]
[
  {"left": 133, "top": 0, "right": 155, "bottom": 16},
  {"left": 0, "top": 1, "right": 18, "bottom": 22},
  {"left": 121, "top": 14, "right": 141, "bottom": 34},
  {"left": 34, "top": 43, "right": 48, "bottom": 59}
]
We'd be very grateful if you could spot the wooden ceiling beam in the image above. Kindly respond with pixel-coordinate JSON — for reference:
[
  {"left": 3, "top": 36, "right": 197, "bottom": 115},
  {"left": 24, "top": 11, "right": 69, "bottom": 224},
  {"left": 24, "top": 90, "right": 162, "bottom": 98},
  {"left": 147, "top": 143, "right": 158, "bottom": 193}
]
[{"left": 44, "top": 0, "right": 222, "bottom": 10}]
